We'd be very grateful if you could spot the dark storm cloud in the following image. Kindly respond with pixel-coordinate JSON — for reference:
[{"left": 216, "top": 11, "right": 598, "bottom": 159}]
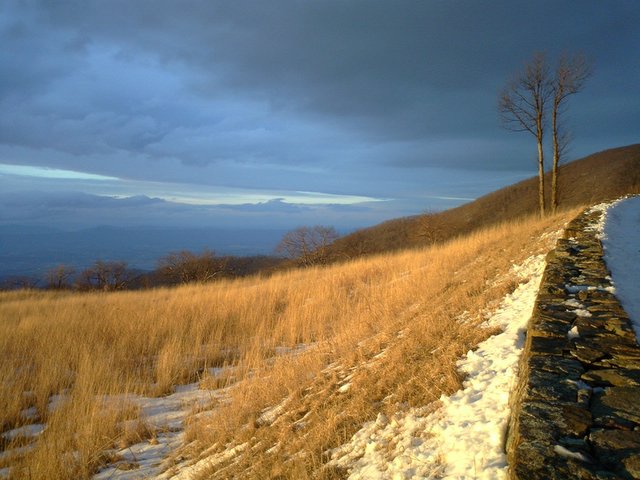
[
  {"left": 54, "top": 2, "right": 639, "bottom": 136},
  {"left": 1, "top": 0, "right": 638, "bottom": 209}
]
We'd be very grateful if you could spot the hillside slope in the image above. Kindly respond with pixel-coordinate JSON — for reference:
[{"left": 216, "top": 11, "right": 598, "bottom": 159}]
[
  {"left": 0, "top": 210, "right": 576, "bottom": 480},
  {"left": 330, "top": 144, "right": 640, "bottom": 258}
]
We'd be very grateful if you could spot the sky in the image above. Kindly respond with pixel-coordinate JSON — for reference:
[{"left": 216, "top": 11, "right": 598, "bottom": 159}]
[{"left": 1, "top": 0, "right": 639, "bottom": 231}]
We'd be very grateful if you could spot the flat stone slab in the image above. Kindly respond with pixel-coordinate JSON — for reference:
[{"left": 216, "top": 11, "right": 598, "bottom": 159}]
[
  {"left": 590, "top": 430, "right": 640, "bottom": 479},
  {"left": 591, "top": 387, "right": 640, "bottom": 428},
  {"left": 512, "top": 440, "right": 621, "bottom": 480},
  {"left": 581, "top": 369, "right": 640, "bottom": 387},
  {"left": 517, "top": 401, "right": 592, "bottom": 440},
  {"left": 529, "top": 355, "right": 585, "bottom": 378}
]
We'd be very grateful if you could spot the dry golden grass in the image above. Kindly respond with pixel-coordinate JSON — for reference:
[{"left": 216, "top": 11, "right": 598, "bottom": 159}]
[{"left": 0, "top": 209, "right": 579, "bottom": 479}]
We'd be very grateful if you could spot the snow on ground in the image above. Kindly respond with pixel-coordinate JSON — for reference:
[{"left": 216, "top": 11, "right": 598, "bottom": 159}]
[
  {"left": 157, "top": 442, "right": 248, "bottom": 480},
  {"left": 1, "top": 423, "right": 46, "bottom": 442},
  {"left": 329, "top": 252, "right": 551, "bottom": 479},
  {"left": 93, "top": 343, "right": 312, "bottom": 479},
  {"left": 595, "top": 196, "right": 640, "bottom": 339},
  {"left": 93, "top": 378, "right": 228, "bottom": 480}
]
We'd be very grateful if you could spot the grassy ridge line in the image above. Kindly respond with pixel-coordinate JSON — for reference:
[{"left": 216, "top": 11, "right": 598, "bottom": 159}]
[
  {"left": 329, "top": 144, "right": 640, "bottom": 258},
  {"left": 0, "top": 209, "right": 578, "bottom": 479}
]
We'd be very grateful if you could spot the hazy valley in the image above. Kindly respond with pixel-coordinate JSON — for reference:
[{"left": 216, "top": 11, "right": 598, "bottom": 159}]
[{"left": 0, "top": 225, "right": 288, "bottom": 279}]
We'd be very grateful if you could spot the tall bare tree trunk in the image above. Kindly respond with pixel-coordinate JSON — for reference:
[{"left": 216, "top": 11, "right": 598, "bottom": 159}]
[
  {"left": 551, "top": 103, "right": 559, "bottom": 213},
  {"left": 537, "top": 133, "right": 545, "bottom": 216},
  {"left": 536, "top": 103, "right": 546, "bottom": 216},
  {"left": 551, "top": 54, "right": 591, "bottom": 214},
  {"left": 499, "top": 52, "right": 551, "bottom": 218}
]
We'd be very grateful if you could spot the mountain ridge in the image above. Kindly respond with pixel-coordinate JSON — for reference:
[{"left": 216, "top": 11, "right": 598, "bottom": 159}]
[{"left": 328, "top": 144, "right": 640, "bottom": 258}]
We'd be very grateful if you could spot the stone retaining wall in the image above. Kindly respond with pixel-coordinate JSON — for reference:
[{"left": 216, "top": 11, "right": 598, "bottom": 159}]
[{"left": 506, "top": 207, "right": 640, "bottom": 479}]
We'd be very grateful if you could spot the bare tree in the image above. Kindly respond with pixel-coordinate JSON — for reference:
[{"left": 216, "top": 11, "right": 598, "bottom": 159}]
[
  {"left": 77, "top": 260, "right": 131, "bottom": 291},
  {"left": 499, "top": 53, "right": 552, "bottom": 216},
  {"left": 46, "top": 264, "right": 76, "bottom": 290},
  {"left": 276, "top": 226, "right": 339, "bottom": 266},
  {"left": 414, "top": 211, "right": 446, "bottom": 245},
  {"left": 551, "top": 54, "right": 592, "bottom": 212},
  {"left": 157, "top": 249, "right": 228, "bottom": 284},
  {"left": 0, "top": 276, "right": 39, "bottom": 290}
]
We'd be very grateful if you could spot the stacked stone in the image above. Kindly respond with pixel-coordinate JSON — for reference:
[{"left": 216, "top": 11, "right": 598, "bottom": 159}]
[{"left": 507, "top": 209, "right": 640, "bottom": 479}]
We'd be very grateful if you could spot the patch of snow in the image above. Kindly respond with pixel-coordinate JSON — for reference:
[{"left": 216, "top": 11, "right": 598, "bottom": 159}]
[
  {"left": 574, "top": 309, "right": 592, "bottom": 318},
  {"left": 274, "top": 343, "right": 314, "bottom": 356},
  {"left": 329, "top": 252, "right": 549, "bottom": 479},
  {"left": 20, "top": 406, "right": 39, "bottom": 422},
  {"left": 135, "top": 384, "right": 222, "bottom": 432},
  {"left": 93, "top": 382, "right": 227, "bottom": 480},
  {"left": 338, "top": 383, "right": 352, "bottom": 393},
  {"left": 567, "top": 380, "right": 592, "bottom": 391},
  {"left": 553, "top": 444, "right": 588, "bottom": 462},
  {"left": 1, "top": 423, "right": 46, "bottom": 441},
  {"left": 565, "top": 284, "right": 589, "bottom": 293},
  {"left": 567, "top": 326, "right": 580, "bottom": 340},
  {"left": 564, "top": 298, "right": 582, "bottom": 308},
  {"left": 95, "top": 432, "right": 185, "bottom": 480},
  {"left": 48, "top": 393, "right": 67, "bottom": 412},
  {"left": 587, "top": 200, "right": 622, "bottom": 238},
  {"left": 0, "top": 445, "right": 33, "bottom": 465},
  {"left": 372, "top": 350, "right": 387, "bottom": 360},
  {"left": 265, "top": 443, "right": 280, "bottom": 455},
  {"left": 257, "top": 397, "right": 290, "bottom": 426},
  {"left": 158, "top": 442, "right": 248, "bottom": 480},
  {"left": 600, "top": 196, "right": 640, "bottom": 340}
]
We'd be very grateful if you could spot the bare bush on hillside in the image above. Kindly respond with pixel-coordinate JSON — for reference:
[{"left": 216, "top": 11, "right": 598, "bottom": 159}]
[
  {"left": 77, "top": 260, "right": 132, "bottom": 291},
  {"left": 276, "top": 225, "right": 339, "bottom": 266},
  {"left": 156, "top": 249, "right": 228, "bottom": 284},
  {"left": 0, "top": 275, "right": 40, "bottom": 290},
  {"left": 46, "top": 264, "right": 76, "bottom": 290},
  {"left": 414, "top": 211, "right": 447, "bottom": 245}
]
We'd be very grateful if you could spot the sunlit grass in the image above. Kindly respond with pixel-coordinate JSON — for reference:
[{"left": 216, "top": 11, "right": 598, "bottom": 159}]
[{"left": 0, "top": 209, "right": 579, "bottom": 479}]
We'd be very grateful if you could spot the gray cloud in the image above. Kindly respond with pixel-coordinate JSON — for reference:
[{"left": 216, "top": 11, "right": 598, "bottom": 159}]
[
  {"left": 0, "top": 0, "right": 638, "bottom": 227},
  {"left": 0, "top": 189, "right": 396, "bottom": 230}
]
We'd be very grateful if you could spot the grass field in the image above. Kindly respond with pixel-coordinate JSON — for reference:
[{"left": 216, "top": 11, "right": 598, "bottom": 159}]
[{"left": 0, "top": 209, "right": 579, "bottom": 479}]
